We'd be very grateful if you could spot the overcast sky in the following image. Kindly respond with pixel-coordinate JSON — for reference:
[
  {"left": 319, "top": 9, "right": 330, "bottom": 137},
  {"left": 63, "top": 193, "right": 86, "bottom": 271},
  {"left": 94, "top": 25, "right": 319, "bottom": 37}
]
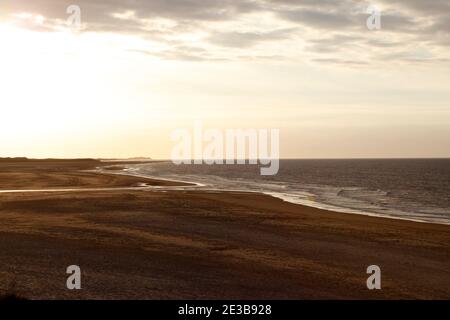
[{"left": 1, "top": 0, "right": 449, "bottom": 158}]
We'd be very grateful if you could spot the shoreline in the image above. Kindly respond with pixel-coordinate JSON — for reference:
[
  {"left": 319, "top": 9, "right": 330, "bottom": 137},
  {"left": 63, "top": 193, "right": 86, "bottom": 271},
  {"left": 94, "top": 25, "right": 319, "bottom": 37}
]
[
  {"left": 0, "top": 159, "right": 448, "bottom": 226},
  {"left": 112, "top": 164, "right": 450, "bottom": 227}
]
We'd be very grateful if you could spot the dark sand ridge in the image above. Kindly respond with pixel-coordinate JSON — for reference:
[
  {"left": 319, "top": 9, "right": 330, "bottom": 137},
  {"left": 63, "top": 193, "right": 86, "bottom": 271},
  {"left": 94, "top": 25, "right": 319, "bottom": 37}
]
[
  {"left": 0, "top": 159, "right": 449, "bottom": 299},
  {"left": 0, "top": 159, "right": 186, "bottom": 190}
]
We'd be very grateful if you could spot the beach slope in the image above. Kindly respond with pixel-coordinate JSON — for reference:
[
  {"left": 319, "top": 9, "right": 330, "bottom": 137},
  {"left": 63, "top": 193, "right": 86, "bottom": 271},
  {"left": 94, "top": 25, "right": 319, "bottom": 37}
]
[{"left": 0, "top": 159, "right": 449, "bottom": 299}]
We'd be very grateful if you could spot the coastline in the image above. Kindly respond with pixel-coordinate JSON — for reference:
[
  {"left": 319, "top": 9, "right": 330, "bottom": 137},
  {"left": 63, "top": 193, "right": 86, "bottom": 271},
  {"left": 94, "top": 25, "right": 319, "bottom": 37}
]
[
  {"left": 113, "top": 163, "right": 450, "bottom": 226},
  {"left": 0, "top": 159, "right": 449, "bottom": 299}
]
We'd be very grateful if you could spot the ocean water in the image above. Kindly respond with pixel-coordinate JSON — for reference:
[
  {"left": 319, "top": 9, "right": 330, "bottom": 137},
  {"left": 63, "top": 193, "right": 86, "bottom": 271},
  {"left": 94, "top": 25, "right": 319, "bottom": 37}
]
[{"left": 126, "top": 159, "right": 450, "bottom": 225}]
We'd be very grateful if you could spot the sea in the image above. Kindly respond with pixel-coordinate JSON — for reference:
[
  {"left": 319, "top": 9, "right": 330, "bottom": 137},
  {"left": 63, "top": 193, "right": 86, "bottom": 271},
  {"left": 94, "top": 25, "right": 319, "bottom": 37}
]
[{"left": 125, "top": 159, "right": 450, "bottom": 225}]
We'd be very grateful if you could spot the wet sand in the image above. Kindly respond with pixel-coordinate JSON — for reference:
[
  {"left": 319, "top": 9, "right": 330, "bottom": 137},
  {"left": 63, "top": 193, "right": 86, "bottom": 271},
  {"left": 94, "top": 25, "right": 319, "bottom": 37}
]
[{"left": 0, "top": 159, "right": 449, "bottom": 299}]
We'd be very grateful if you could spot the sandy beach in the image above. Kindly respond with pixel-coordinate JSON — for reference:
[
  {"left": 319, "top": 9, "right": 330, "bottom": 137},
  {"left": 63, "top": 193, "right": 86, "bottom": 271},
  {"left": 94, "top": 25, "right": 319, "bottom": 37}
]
[{"left": 0, "top": 159, "right": 449, "bottom": 299}]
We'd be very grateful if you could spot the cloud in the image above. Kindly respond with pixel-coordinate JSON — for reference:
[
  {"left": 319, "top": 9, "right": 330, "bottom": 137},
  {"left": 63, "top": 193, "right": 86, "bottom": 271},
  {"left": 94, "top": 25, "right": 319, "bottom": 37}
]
[
  {"left": 208, "top": 28, "right": 295, "bottom": 48},
  {"left": 312, "top": 58, "right": 368, "bottom": 66},
  {"left": 4, "top": 0, "right": 259, "bottom": 23},
  {"left": 278, "top": 9, "right": 356, "bottom": 30},
  {"left": 2, "top": 0, "right": 449, "bottom": 65},
  {"left": 378, "top": 0, "right": 450, "bottom": 16}
]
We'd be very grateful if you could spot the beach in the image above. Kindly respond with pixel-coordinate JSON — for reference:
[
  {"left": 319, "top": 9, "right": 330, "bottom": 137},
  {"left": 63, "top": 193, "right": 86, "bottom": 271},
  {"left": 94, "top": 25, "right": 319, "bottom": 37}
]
[{"left": 0, "top": 159, "right": 449, "bottom": 299}]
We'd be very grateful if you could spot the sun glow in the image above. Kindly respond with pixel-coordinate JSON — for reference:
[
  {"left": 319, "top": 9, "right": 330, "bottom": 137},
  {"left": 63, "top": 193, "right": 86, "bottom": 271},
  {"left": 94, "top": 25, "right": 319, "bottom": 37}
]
[
  {"left": 0, "top": 23, "right": 177, "bottom": 157},
  {"left": 1, "top": 0, "right": 450, "bottom": 160}
]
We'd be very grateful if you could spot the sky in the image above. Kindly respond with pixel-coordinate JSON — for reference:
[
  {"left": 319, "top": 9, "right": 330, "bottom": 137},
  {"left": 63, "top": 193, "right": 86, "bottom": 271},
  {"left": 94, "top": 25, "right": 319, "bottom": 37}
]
[{"left": 0, "top": 0, "right": 449, "bottom": 159}]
